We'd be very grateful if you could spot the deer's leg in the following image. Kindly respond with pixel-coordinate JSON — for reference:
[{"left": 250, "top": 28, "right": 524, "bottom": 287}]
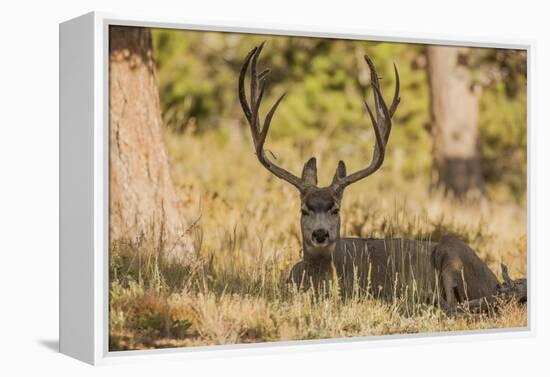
[
  {"left": 454, "top": 273, "right": 467, "bottom": 303},
  {"left": 438, "top": 271, "right": 468, "bottom": 314},
  {"left": 437, "top": 295, "right": 455, "bottom": 314},
  {"left": 288, "top": 261, "right": 306, "bottom": 289},
  {"left": 441, "top": 270, "right": 460, "bottom": 311}
]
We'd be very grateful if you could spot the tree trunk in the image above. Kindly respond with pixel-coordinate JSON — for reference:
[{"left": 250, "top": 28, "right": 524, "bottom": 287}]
[
  {"left": 427, "top": 46, "right": 483, "bottom": 198},
  {"left": 109, "top": 26, "right": 194, "bottom": 261}
]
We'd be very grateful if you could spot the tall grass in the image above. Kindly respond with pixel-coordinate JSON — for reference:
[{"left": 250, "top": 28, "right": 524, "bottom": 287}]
[{"left": 109, "top": 131, "right": 527, "bottom": 350}]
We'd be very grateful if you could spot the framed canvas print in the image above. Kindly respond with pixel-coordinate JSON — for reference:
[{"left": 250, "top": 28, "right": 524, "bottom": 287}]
[{"left": 60, "top": 12, "right": 532, "bottom": 365}]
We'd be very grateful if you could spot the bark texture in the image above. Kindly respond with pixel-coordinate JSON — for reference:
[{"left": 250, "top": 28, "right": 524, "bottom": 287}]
[
  {"left": 109, "top": 26, "right": 194, "bottom": 260},
  {"left": 427, "top": 46, "right": 483, "bottom": 197}
]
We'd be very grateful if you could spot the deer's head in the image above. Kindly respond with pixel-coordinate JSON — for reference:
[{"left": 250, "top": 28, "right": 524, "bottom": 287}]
[{"left": 238, "top": 42, "right": 400, "bottom": 260}]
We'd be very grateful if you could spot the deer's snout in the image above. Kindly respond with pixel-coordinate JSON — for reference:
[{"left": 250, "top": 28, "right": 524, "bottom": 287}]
[{"left": 312, "top": 229, "right": 329, "bottom": 244}]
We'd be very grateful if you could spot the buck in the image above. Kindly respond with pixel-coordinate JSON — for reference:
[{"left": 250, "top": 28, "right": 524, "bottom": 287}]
[{"left": 238, "top": 43, "right": 526, "bottom": 312}]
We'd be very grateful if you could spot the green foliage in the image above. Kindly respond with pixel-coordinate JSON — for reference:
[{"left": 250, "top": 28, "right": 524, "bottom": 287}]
[
  {"left": 479, "top": 71, "right": 527, "bottom": 201},
  {"left": 152, "top": 30, "right": 526, "bottom": 202}
]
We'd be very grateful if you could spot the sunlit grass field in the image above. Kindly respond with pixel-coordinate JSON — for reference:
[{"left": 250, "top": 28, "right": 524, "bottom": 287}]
[{"left": 109, "top": 131, "right": 527, "bottom": 351}]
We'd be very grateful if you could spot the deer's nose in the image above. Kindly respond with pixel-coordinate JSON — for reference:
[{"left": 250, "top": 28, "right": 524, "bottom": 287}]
[{"left": 312, "top": 229, "right": 329, "bottom": 243}]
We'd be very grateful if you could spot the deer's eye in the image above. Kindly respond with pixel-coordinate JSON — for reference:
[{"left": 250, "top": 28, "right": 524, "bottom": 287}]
[
  {"left": 301, "top": 209, "right": 310, "bottom": 216},
  {"left": 331, "top": 208, "right": 340, "bottom": 215}
]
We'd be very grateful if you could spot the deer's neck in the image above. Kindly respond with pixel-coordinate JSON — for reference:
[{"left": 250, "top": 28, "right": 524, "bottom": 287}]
[{"left": 302, "top": 236, "right": 341, "bottom": 267}]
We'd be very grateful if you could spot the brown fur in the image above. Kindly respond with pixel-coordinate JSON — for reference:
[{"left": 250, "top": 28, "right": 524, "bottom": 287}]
[{"left": 289, "top": 235, "right": 500, "bottom": 311}]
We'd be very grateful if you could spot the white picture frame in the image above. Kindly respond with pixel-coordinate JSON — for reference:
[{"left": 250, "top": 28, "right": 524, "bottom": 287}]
[{"left": 59, "top": 11, "right": 535, "bottom": 365}]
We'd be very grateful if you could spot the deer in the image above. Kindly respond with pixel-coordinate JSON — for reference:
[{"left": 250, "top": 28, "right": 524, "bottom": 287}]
[{"left": 238, "top": 42, "right": 527, "bottom": 313}]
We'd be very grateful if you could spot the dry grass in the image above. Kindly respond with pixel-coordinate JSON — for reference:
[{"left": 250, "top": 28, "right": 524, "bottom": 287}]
[{"left": 109, "top": 131, "right": 527, "bottom": 351}]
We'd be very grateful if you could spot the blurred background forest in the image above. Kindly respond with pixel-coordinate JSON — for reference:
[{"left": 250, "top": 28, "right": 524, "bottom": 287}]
[
  {"left": 152, "top": 29, "right": 527, "bottom": 202},
  {"left": 108, "top": 27, "right": 527, "bottom": 349}
]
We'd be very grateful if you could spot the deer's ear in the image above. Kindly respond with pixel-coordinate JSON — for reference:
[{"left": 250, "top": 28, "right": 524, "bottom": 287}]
[
  {"left": 331, "top": 160, "right": 347, "bottom": 185},
  {"left": 301, "top": 157, "right": 318, "bottom": 186}
]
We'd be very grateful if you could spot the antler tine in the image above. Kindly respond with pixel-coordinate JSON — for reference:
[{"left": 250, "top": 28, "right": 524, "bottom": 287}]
[
  {"left": 238, "top": 47, "right": 257, "bottom": 125},
  {"left": 389, "top": 63, "right": 401, "bottom": 117},
  {"left": 361, "top": 96, "right": 386, "bottom": 171},
  {"left": 239, "top": 44, "right": 305, "bottom": 191},
  {"left": 258, "top": 92, "right": 286, "bottom": 152},
  {"left": 333, "top": 54, "right": 400, "bottom": 190},
  {"left": 364, "top": 54, "right": 393, "bottom": 140},
  {"left": 250, "top": 78, "right": 265, "bottom": 141},
  {"left": 364, "top": 54, "right": 384, "bottom": 128},
  {"left": 250, "top": 41, "right": 266, "bottom": 126}
]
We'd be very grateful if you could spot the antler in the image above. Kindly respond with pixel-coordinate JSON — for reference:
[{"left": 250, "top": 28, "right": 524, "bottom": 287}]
[
  {"left": 332, "top": 54, "right": 400, "bottom": 191},
  {"left": 239, "top": 43, "right": 306, "bottom": 191}
]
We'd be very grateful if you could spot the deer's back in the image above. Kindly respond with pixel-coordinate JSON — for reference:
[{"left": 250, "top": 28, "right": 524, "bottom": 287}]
[{"left": 335, "top": 237, "right": 438, "bottom": 299}]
